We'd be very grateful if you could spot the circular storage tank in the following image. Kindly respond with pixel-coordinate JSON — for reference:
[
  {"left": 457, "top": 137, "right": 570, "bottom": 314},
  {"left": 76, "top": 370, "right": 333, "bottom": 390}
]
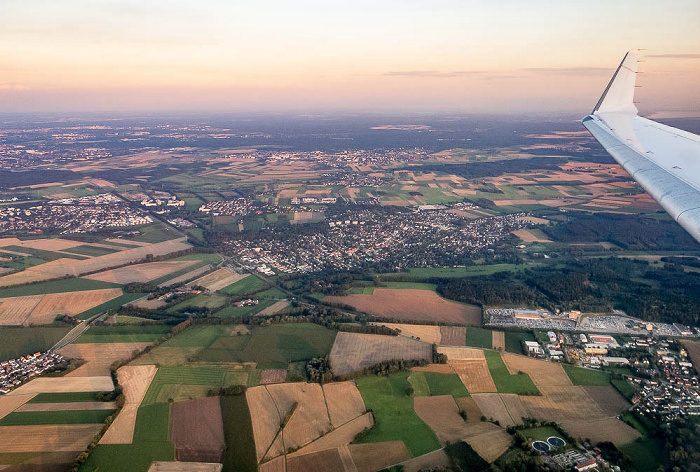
[
  {"left": 532, "top": 441, "right": 550, "bottom": 452},
  {"left": 547, "top": 436, "right": 566, "bottom": 448}
]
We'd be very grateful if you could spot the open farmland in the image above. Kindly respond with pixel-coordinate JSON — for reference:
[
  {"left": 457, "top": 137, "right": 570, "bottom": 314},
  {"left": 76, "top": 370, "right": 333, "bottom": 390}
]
[
  {"left": 370, "top": 322, "right": 441, "bottom": 344},
  {"left": 256, "top": 300, "right": 290, "bottom": 317},
  {"left": 355, "top": 372, "right": 441, "bottom": 457},
  {"left": 170, "top": 397, "right": 225, "bottom": 463},
  {"left": 436, "top": 347, "right": 496, "bottom": 393},
  {"left": 461, "top": 422, "right": 512, "bottom": 463},
  {"left": 322, "top": 381, "right": 367, "bottom": 427},
  {"left": 0, "top": 424, "right": 104, "bottom": 453},
  {"left": 83, "top": 260, "right": 196, "bottom": 284},
  {"left": 348, "top": 442, "right": 411, "bottom": 472},
  {"left": 439, "top": 326, "right": 467, "bottom": 346},
  {"left": 289, "top": 413, "right": 373, "bottom": 457},
  {"left": 0, "top": 394, "right": 37, "bottom": 422},
  {"left": 491, "top": 331, "right": 505, "bottom": 350},
  {"left": 413, "top": 395, "right": 470, "bottom": 444},
  {"left": 484, "top": 351, "right": 539, "bottom": 395},
  {"left": 324, "top": 288, "right": 481, "bottom": 324},
  {"left": 220, "top": 393, "right": 257, "bottom": 472},
  {"left": 285, "top": 448, "right": 347, "bottom": 472},
  {"left": 141, "top": 365, "right": 250, "bottom": 405},
  {"left": 0, "top": 238, "right": 190, "bottom": 287},
  {"left": 471, "top": 393, "right": 529, "bottom": 427},
  {"left": 187, "top": 268, "right": 247, "bottom": 292},
  {"left": 583, "top": 386, "right": 631, "bottom": 416},
  {"left": 563, "top": 364, "right": 611, "bottom": 386},
  {"left": 259, "top": 369, "right": 287, "bottom": 385},
  {"left": 74, "top": 324, "right": 172, "bottom": 344},
  {"left": 0, "top": 288, "right": 124, "bottom": 326},
  {"left": 559, "top": 417, "right": 640, "bottom": 446},
  {"left": 148, "top": 463, "right": 223, "bottom": 472},
  {"left": 329, "top": 332, "right": 433, "bottom": 377},
  {"left": 58, "top": 342, "right": 153, "bottom": 376},
  {"left": 681, "top": 340, "right": 700, "bottom": 369},
  {"left": 7, "top": 376, "right": 114, "bottom": 394},
  {"left": 100, "top": 365, "right": 157, "bottom": 444}
]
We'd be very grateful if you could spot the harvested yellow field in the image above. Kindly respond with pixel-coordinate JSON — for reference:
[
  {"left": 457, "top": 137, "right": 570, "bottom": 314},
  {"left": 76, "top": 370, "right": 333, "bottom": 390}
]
[
  {"left": 266, "top": 383, "right": 332, "bottom": 453},
  {"left": 0, "top": 295, "right": 43, "bottom": 325},
  {"left": 414, "top": 395, "right": 470, "bottom": 444},
  {"left": 7, "top": 376, "right": 114, "bottom": 395},
  {"left": 559, "top": 418, "right": 640, "bottom": 447},
  {"left": 59, "top": 342, "right": 152, "bottom": 377},
  {"left": 26, "top": 288, "right": 123, "bottom": 325},
  {"left": 13, "top": 238, "right": 84, "bottom": 251},
  {"left": 411, "top": 363, "right": 456, "bottom": 374},
  {"left": 289, "top": 413, "right": 373, "bottom": 457},
  {"left": 0, "top": 394, "right": 36, "bottom": 421},
  {"left": 492, "top": 331, "right": 505, "bottom": 350},
  {"left": 454, "top": 397, "right": 483, "bottom": 422},
  {"left": 348, "top": 441, "right": 411, "bottom": 472},
  {"left": 257, "top": 300, "right": 290, "bottom": 317},
  {"left": 84, "top": 261, "right": 196, "bottom": 284},
  {"left": 0, "top": 238, "right": 190, "bottom": 287},
  {"left": 502, "top": 353, "right": 573, "bottom": 387},
  {"left": 0, "top": 424, "right": 103, "bottom": 453},
  {"left": 471, "top": 394, "right": 529, "bottom": 428},
  {"left": 462, "top": 422, "right": 512, "bottom": 463},
  {"left": 247, "top": 386, "right": 284, "bottom": 462},
  {"left": 437, "top": 346, "right": 484, "bottom": 360},
  {"left": 129, "top": 297, "right": 167, "bottom": 310},
  {"left": 370, "top": 323, "right": 441, "bottom": 344},
  {"left": 439, "top": 326, "right": 467, "bottom": 346},
  {"left": 451, "top": 360, "right": 497, "bottom": 393},
  {"left": 322, "top": 381, "right": 366, "bottom": 427},
  {"left": 521, "top": 386, "right": 604, "bottom": 421},
  {"left": 187, "top": 268, "right": 247, "bottom": 292},
  {"left": 148, "top": 463, "right": 223, "bottom": 472},
  {"left": 511, "top": 229, "right": 553, "bottom": 243},
  {"left": 100, "top": 365, "right": 157, "bottom": 444},
  {"left": 17, "top": 401, "right": 117, "bottom": 412}
]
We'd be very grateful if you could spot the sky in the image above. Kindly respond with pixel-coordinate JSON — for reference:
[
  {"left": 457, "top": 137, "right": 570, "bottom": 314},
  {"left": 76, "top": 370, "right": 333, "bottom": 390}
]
[{"left": 0, "top": 0, "right": 699, "bottom": 115}]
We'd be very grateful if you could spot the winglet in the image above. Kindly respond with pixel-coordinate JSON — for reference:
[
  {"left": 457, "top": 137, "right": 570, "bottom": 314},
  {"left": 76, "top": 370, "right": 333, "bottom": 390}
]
[{"left": 592, "top": 49, "right": 642, "bottom": 115}]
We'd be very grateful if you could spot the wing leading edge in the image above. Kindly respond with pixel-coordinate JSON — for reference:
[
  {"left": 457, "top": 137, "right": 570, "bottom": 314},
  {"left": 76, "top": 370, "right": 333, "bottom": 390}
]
[{"left": 582, "top": 49, "right": 700, "bottom": 244}]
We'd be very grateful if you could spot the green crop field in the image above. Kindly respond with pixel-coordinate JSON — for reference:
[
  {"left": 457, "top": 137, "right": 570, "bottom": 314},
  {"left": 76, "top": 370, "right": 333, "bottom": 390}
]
[
  {"left": 195, "top": 323, "right": 337, "bottom": 368},
  {"left": 345, "top": 285, "right": 375, "bottom": 295},
  {"left": 444, "top": 442, "right": 489, "bottom": 472},
  {"left": 465, "top": 327, "right": 493, "bottom": 349},
  {"left": 611, "top": 378, "right": 637, "bottom": 400},
  {"left": 166, "top": 293, "right": 228, "bottom": 313},
  {"left": 255, "top": 286, "right": 287, "bottom": 299},
  {"left": 504, "top": 331, "right": 536, "bottom": 354},
  {"left": 619, "top": 437, "right": 668, "bottom": 472},
  {"left": 484, "top": 350, "right": 539, "bottom": 395},
  {"left": 160, "top": 325, "right": 231, "bottom": 348},
  {"left": 423, "top": 372, "right": 470, "bottom": 398},
  {"left": 76, "top": 293, "right": 144, "bottom": 320},
  {"left": 0, "top": 326, "right": 72, "bottom": 361},
  {"left": 355, "top": 372, "right": 441, "bottom": 457},
  {"left": 62, "top": 245, "right": 120, "bottom": 257},
  {"left": 221, "top": 394, "right": 257, "bottom": 472},
  {"left": 409, "top": 371, "right": 431, "bottom": 396},
  {"left": 563, "top": 364, "right": 611, "bottom": 386},
  {"left": 141, "top": 365, "right": 248, "bottom": 405},
  {"left": 0, "top": 278, "right": 120, "bottom": 298},
  {"left": 219, "top": 276, "right": 268, "bottom": 295},
  {"left": 0, "top": 409, "right": 115, "bottom": 426},
  {"left": 75, "top": 324, "right": 172, "bottom": 343},
  {"left": 28, "top": 392, "right": 106, "bottom": 403},
  {"left": 79, "top": 403, "right": 174, "bottom": 472},
  {"left": 380, "top": 281, "right": 438, "bottom": 291},
  {"left": 213, "top": 299, "right": 276, "bottom": 319}
]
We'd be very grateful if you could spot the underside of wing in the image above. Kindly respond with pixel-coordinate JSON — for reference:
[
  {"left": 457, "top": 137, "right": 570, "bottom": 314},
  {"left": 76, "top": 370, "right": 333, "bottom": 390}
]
[{"left": 583, "top": 50, "right": 700, "bottom": 243}]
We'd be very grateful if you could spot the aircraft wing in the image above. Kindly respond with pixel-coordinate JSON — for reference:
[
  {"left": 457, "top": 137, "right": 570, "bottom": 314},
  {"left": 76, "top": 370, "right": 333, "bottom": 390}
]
[{"left": 582, "top": 49, "right": 700, "bottom": 243}]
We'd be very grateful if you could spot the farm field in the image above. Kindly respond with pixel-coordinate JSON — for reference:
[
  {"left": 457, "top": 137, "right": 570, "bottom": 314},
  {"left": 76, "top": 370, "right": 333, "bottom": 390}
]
[
  {"left": 563, "top": 364, "right": 611, "bottom": 386},
  {"left": 619, "top": 437, "right": 668, "bottom": 472},
  {"left": 0, "top": 288, "right": 123, "bottom": 325},
  {"left": 196, "top": 323, "right": 337, "bottom": 368},
  {"left": 471, "top": 393, "right": 529, "bottom": 428},
  {"left": 560, "top": 417, "right": 640, "bottom": 446},
  {"left": 16, "top": 401, "right": 115, "bottom": 412},
  {"left": 220, "top": 394, "right": 257, "bottom": 472},
  {"left": 187, "top": 268, "right": 247, "bottom": 292},
  {"left": 439, "top": 326, "right": 466, "bottom": 346},
  {"left": 83, "top": 261, "right": 197, "bottom": 284},
  {"left": 504, "top": 331, "right": 535, "bottom": 354},
  {"left": 460, "top": 421, "right": 513, "bottom": 463},
  {"left": 170, "top": 397, "right": 225, "bottom": 462},
  {"left": 370, "top": 322, "right": 441, "bottom": 344},
  {"left": 583, "top": 386, "right": 631, "bottom": 416},
  {"left": 413, "top": 395, "right": 470, "bottom": 444},
  {"left": 434, "top": 347, "right": 497, "bottom": 393},
  {"left": 355, "top": 372, "right": 441, "bottom": 457},
  {"left": 502, "top": 352, "right": 571, "bottom": 387},
  {"left": 0, "top": 326, "right": 72, "bottom": 360},
  {"left": 0, "top": 408, "right": 115, "bottom": 426},
  {"left": 491, "top": 331, "right": 505, "bottom": 350},
  {"left": 100, "top": 365, "right": 157, "bottom": 444},
  {"left": 465, "top": 327, "right": 493, "bottom": 349},
  {"left": 329, "top": 331, "right": 432, "bottom": 377},
  {"left": 0, "top": 277, "right": 120, "bottom": 298},
  {"left": 75, "top": 292, "right": 143, "bottom": 319},
  {"left": 347, "top": 442, "right": 411, "bottom": 472},
  {"left": 28, "top": 392, "right": 104, "bottom": 403},
  {"left": 681, "top": 340, "right": 700, "bottom": 370},
  {"left": 324, "top": 288, "right": 481, "bottom": 324},
  {"left": 219, "top": 275, "right": 268, "bottom": 295},
  {"left": 7, "top": 376, "right": 115, "bottom": 394},
  {"left": 74, "top": 324, "right": 172, "bottom": 344},
  {"left": 0, "top": 424, "right": 104, "bottom": 453},
  {"left": 255, "top": 300, "right": 290, "bottom": 317},
  {"left": 288, "top": 413, "right": 373, "bottom": 457},
  {"left": 323, "top": 381, "right": 367, "bottom": 427},
  {"left": 166, "top": 293, "right": 229, "bottom": 313},
  {"left": 141, "top": 365, "right": 250, "bottom": 406},
  {"left": 59, "top": 342, "right": 153, "bottom": 376},
  {"left": 484, "top": 351, "right": 539, "bottom": 395}
]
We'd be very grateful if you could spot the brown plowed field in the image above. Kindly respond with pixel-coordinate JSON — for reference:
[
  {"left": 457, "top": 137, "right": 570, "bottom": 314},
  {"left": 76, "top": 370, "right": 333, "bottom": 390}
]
[
  {"left": 260, "top": 369, "right": 287, "bottom": 385},
  {"left": 0, "top": 295, "right": 43, "bottom": 325},
  {"left": 100, "top": 365, "right": 157, "bottom": 444},
  {"left": 129, "top": 297, "right": 167, "bottom": 310},
  {"left": 84, "top": 261, "right": 196, "bottom": 284},
  {"left": 454, "top": 397, "right": 482, "bottom": 422},
  {"left": 400, "top": 449, "right": 450, "bottom": 472},
  {"left": 0, "top": 394, "right": 36, "bottom": 421},
  {"left": 500, "top": 394, "right": 530, "bottom": 425},
  {"left": 247, "top": 386, "right": 284, "bottom": 462},
  {"left": 439, "top": 326, "right": 466, "bottom": 346},
  {"left": 323, "top": 381, "right": 366, "bottom": 428},
  {"left": 583, "top": 386, "right": 631, "bottom": 416},
  {"left": 462, "top": 422, "right": 512, "bottom": 463},
  {"left": 0, "top": 238, "right": 190, "bottom": 287},
  {"left": 682, "top": 340, "right": 700, "bottom": 370},
  {"left": 287, "top": 448, "right": 346, "bottom": 472},
  {"left": 7, "top": 376, "right": 114, "bottom": 395},
  {"left": 329, "top": 332, "right": 433, "bottom": 377},
  {"left": 289, "top": 413, "right": 373, "bottom": 457},
  {"left": 148, "top": 462, "right": 223, "bottom": 472},
  {"left": 370, "top": 323, "right": 441, "bottom": 344},
  {"left": 170, "top": 397, "right": 225, "bottom": 463},
  {"left": 25, "top": 288, "right": 124, "bottom": 325},
  {"left": 59, "top": 342, "right": 152, "bottom": 377},
  {"left": 502, "top": 353, "right": 572, "bottom": 386},
  {"left": 257, "top": 300, "right": 290, "bottom": 317},
  {"left": 267, "top": 383, "right": 332, "bottom": 453},
  {"left": 492, "top": 331, "right": 505, "bottom": 350},
  {"left": 471, "top": 394, "right": 528, "bottom": 428},
  {"left": 0, "top": 424, "right": 103, "bottom": 452},
  {"left": 17, "top": 401, "right": 117, "bottom": 412},
  {"left": 348, "top": 441, "right": 411, "bottom": 472},
  {"left": 414, "top": 395, "right": 470, "bottom": 444},
  {"left": 451, "top": 360, "right": 497, "bottom": 393},
  {"left": 259, "top": 456, "right": 286, "bottom": 472},
  {"left": 559, "top": 418, "right": 640, "bottom": 446},
  {"left": 324, "top": 289, "right": 481, "bottom": 324},
  {"left": 521, "top": 386, "right": 603, "bottom": 421},
  {"left": 187, "top": 268, "right": 246, "bottom": 292},
  {"left": 411, "top": 363, "right": 456, "bottom": 374}
]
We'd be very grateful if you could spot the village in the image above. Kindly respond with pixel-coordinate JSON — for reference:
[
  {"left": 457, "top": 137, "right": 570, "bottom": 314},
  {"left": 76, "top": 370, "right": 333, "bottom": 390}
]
[{"left": 0, "top": 351, "right": 65, "bottom": 394}]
